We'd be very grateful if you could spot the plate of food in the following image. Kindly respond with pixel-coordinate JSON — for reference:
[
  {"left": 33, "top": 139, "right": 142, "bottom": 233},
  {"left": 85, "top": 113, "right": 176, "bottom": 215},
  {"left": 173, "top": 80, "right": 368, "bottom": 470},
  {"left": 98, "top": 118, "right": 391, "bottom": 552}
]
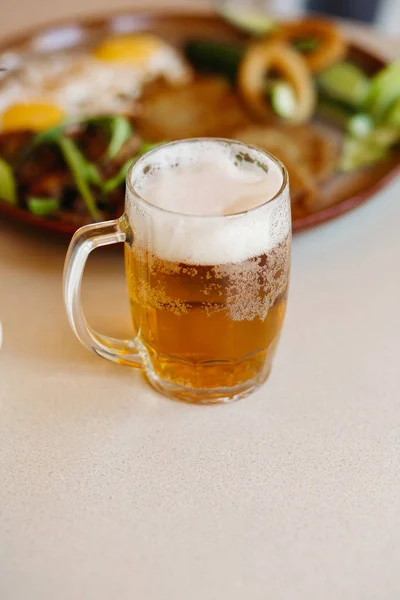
[{"left": 0, "top": 9, "right": 398, "bottom": 236}]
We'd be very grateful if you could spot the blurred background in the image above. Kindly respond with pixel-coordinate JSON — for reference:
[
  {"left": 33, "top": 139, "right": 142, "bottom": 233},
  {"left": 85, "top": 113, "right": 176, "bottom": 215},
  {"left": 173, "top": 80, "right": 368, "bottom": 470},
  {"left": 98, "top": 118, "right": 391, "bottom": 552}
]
[
  {"left": 1, "top": 0, "right": 400, "bottom": 37},
  {"left": 258, "top": 0, "right": 400, "bottom": 34}
]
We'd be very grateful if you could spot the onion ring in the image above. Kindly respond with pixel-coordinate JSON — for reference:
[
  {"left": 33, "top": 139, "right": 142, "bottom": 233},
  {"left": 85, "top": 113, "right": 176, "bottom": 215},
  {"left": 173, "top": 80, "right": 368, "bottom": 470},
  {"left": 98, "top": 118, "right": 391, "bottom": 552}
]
[
  {"left": 270, "top": 18, "right": 347, "bottom": 73},
  {"left": 238, "top": 40, "right": 316, "bottom": 123}
]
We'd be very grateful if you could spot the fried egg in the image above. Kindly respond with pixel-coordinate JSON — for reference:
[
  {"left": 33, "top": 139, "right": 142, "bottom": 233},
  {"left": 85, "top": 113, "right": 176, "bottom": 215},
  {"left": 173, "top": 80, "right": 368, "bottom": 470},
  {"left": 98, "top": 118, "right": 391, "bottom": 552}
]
[
  {"left": 0, "top": 34, "right": 192, "bottom": 132},
  {"left": 2, "top": 101, "right": 65, "bottom": 132}
]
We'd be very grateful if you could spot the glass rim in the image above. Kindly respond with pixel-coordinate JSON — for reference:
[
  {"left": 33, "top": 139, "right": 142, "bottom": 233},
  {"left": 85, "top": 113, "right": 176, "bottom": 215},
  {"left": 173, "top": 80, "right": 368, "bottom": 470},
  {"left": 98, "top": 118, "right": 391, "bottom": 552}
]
[{"left": 126, "top": 137, "right": 289, "bottom": 220}]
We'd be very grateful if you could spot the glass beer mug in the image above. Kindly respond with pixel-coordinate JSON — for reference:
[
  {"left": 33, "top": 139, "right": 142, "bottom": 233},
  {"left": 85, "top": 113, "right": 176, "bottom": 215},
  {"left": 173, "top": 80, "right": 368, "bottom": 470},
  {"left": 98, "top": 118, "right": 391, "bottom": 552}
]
[{"left": 63, "top": 139, "right": 291, "bottom": 404}]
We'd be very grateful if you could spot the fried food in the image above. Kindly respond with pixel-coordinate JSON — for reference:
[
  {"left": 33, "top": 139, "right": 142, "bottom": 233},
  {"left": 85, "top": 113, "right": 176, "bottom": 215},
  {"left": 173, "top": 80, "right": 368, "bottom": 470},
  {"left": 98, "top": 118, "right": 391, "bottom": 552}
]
[
  {"left": 136, "top": 76, "right": 251, "bottom": 141},
  {"left": 233, "top": 123, "right": 338, "bottom": 215},
  {"left": 278, "top": 123, "right": 339, "bottom": 182},
  {"left": 238, "top": 40, "right": 316, "bottom": 123},
  {"left": 271, "top": 18, "right": 347, "bottom": 73}
]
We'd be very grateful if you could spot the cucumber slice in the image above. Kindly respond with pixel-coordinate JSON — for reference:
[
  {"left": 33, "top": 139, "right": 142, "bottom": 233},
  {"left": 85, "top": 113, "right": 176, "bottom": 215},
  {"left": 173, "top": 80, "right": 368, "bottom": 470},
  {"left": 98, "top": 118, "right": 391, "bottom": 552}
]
[
  {"left": 364, "top": 59, "right": 400, "bottom": 121},
  {"left": 340, "top": 136, "right": 388, "bottom": 172},
  {"left": 318, "top": 62, "right": 370, "bottom": 108},
  {"left": 0, "top": 157, "right": 16, "bottom": 204},
  {"left": 218, "top": 4, "right": 275, "bottom": 35},
  {"left": 384, "top": 97, "right": 400, "bottom": 128},
  {"left": 347, "top": 114, "right": 374, "bottom": 138},
  {"left": 270, "top": 82, "right": 297, "bottom": 119},
  {"left": 340, "top": 126, "right": 399, "bottom": 172},
  {"left": 106, "top": 116, "right": 133, "bottom": 160}
]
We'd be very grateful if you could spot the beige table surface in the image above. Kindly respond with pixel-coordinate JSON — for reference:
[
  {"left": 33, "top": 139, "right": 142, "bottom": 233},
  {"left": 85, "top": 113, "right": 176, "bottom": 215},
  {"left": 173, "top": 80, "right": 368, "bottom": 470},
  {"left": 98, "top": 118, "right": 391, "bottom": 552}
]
[{"left": 1, "top": 2, "right": 400, "bottom": 599}]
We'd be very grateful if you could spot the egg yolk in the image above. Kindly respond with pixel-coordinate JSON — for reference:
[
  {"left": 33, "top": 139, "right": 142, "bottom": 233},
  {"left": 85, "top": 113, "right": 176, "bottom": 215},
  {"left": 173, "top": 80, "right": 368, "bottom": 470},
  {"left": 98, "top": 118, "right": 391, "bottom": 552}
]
[
  {"left": 1, "top": 102, "right": 64, "bottom": 133},
  {"left": 93, "top": 33, "right": 162, "bottom": 65}
]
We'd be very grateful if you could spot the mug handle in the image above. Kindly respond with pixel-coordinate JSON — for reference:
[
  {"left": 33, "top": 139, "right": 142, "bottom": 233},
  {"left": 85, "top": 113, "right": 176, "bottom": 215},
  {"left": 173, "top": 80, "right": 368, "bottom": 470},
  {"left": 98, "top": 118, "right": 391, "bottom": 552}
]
[{"left": 63, "top": 218, "right": 143, "bottom": 368}]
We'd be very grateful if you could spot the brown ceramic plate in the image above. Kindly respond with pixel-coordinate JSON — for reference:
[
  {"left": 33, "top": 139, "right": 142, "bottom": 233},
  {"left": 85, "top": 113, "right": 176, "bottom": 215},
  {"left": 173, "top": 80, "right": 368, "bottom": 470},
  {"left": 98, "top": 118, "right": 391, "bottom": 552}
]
[{"left": 0, "top": 9, "right": 398, "bottom": 237}]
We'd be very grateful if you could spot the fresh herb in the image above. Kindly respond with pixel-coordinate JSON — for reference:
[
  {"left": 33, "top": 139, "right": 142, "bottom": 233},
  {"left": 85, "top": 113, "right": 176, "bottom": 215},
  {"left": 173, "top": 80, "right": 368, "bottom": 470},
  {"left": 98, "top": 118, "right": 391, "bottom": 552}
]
[
  {"left": 103, "top": 141, "right": 165, "bottom": 193},
  {"left": 0, "top": 158, "right": 16, "bottom": 204},
  {"left": 33, "top": 121, "right": 70, "bottom": 145},
  {"left": 29, "top": 120, "right": 160, "bottom": 220},
  {"left": 33, "top": 122, "right": 102, "bottom": 220},
  {"left": 340, "top": 127, "right": 400, "bottom": 172},
  {"left": 340, "top": 136, "right": 387, "bottom": 172},
  {"left": 34, "top": 115, "right": 133, "bottom": 161},
  {"left": 77, "top": 115, "right": 133, "bottom": 160},
  {"left": 58, "top": 137, "right": 101, "bottom": 221},
  {"left": 27, "top": 196, "right": 59, "bottom": 217},
  {"left": 106, "top": 116, "right": 133, "bottom": 160},
  {"left": 84, "top": 162, "right": 103, "bottom": 186},
  {"left": 103, "top": 159, "right": 134, "bottom": 193}
]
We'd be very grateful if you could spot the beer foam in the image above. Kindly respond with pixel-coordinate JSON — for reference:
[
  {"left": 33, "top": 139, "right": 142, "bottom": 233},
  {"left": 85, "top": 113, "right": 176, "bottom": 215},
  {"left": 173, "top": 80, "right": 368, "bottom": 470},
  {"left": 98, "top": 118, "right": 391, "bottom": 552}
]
[{"left": 127, "top": 140, "right": 290, "bottom": 265}]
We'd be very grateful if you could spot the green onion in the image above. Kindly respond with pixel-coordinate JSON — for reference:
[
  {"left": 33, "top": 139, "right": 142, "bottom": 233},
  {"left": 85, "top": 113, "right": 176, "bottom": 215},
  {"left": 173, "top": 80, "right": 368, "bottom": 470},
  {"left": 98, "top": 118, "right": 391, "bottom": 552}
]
[
  {"left": 103, "top": 159, "right": 134, "bottom": 193},
  {"left": 84, "top": 162, "right": 103, "bottom": 186},
  {"left": 103, "top": 141, "right": 165, "bottom": 193},
  {"left": 33, "top": 125, "right": 63, "bottom": 145},
  {"left": 30, "top": 118, "right": 160, "bottom": 220},
  {"left": 58, "top": 137, "right": 101, "bottom": 221},
  {"left": 106, "top": 116, "right": 133, "bottom": 160}
]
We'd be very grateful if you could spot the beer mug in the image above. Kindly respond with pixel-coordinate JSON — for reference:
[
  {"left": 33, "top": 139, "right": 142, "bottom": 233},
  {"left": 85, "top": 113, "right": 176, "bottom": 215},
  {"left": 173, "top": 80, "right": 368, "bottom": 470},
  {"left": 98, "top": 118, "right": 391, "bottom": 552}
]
[{"left": 63, "top": 139, "right": 291, "bottom": 404}]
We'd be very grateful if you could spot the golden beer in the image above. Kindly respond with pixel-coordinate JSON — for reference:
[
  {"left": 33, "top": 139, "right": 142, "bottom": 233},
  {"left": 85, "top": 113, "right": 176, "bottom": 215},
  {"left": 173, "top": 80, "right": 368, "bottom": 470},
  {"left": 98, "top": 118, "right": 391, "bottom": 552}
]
[{"left": 125, "top": 237, "right": 289, "bottom": 400}]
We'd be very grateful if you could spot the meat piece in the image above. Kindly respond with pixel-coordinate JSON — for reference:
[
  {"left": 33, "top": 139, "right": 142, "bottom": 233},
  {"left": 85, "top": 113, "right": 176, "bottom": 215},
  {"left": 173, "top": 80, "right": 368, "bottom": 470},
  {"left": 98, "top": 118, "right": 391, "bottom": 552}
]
[
  {"left": 29, "top": 171, "right": 72, "bottom": 198},
  {"left": 0, "top": 131, "right": 33, "bottom": 163},
  {"left": 135, "top": 76, "right": 251, "bottom": 141}
]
